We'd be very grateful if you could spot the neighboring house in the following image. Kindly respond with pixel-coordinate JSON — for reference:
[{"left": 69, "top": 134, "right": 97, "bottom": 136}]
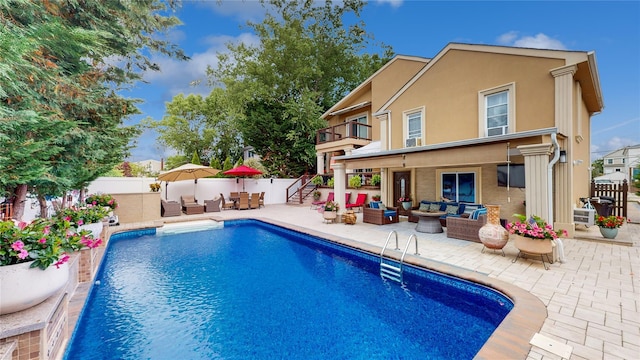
[
  {"left": 243, "top": 146, "right": 260, "bottom": 162},
  {"left": 601, "top": 144, "right": 640, "bottom": 183},
  {"left": 135, "top": 159, "right": 163, "bottom": 175},
  {"left": 317, "top": 43, "right": 604, "bottom": 237}
]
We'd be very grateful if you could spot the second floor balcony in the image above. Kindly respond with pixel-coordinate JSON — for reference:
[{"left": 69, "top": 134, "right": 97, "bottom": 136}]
[{"left": 316, "top": 120, "right": 372, "bottom": 145}]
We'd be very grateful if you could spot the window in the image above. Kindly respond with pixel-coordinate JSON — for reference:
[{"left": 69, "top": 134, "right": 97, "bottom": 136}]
[
  {"left": 407, "top": 112, "right": 421, "bottom": 139},
  {"left": 607, "top": 159, "right": 613, "bottom": 164},
  {"left": 441, "top": 172, "right": 477, "bottom": 203},
  {"left": 347, "top": 114, "right": 368, "bottom": 139},
  {"left": 479, "top": 83, "right": 515, "bottom": 137}
]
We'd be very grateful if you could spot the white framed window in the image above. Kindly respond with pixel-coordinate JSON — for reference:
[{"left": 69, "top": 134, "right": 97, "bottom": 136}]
[
  {"left": 607, "top": 159, "right": 613, "bottom": 164},
  {"left": 478, "top": 83, "right": 515, "bottom": 137},
  {"left": 403, "top": 107, "right": 425, "bottom": 147}
]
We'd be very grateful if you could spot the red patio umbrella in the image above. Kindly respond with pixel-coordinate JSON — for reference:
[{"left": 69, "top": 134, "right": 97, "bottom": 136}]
[{"left": 223, "top": 165, "right": 263, "bottom": 191}]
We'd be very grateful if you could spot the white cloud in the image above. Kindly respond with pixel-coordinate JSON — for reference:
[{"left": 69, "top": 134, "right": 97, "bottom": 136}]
[
  {"left": 376, "top": 0, "right": 403, "bottom": 9},
  {"left": 496, "top": 32, "right": 567, "bottom": 50},
  {"left": 140, "top": 32, "right": 260, "bottom": 100}
]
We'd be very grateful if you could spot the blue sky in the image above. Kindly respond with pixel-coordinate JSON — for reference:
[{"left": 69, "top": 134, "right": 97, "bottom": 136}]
[{"left": 124, "top": 0, "right": 640, "bottom": 163}]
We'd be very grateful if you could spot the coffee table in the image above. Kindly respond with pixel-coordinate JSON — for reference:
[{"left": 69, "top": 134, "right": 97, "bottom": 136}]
[
  {"left": 411, "top": 211, "right": 446, "bottom": 233},
  {"left": 183, "top": 204, "right": 204, "bottom": 215}
]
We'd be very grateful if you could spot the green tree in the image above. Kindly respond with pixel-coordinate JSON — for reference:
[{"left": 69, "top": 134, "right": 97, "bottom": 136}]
[
  {"left": 165, "top": 155, "right": 189, "bottom": 171},
  {"left": 591, "top": 159, "right": 604, "bottom": 178},
  {"left": 208, "top": 0, "right": 392, "bottom": 177},
  {"left": 0, "top": 0, "right": 187, "bottom": 219},
  {"left": 145, "top": 89, "right": 243, "bottom": 167},
  {"left": 243, "top": 158, "right": 268, "bottom": 178},
  {"left": 191, "top": 150, "right": 202, "bottom": 165}
]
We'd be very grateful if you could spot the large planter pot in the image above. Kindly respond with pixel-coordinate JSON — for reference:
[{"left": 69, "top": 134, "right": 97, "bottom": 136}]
[
  {"left": 323, "top": 210, "right": 337, "bottom": 223},
  {"left": 79, "top": 221, "right": 104, "bottom": 239},
  {"left": 599, "top": 227, "right": 618, "bottom": 239},
  {"left": 401, "top": 201, "right": 412, "bottom": 210},
  {"left": 478, "top": 205, "right": 509, "bottom": 252},
  {"left": 513, "top": 235, "right": 555, "bottom": 255},
  {"left": 0, "top": 261, "right": 69, "bottom": 315}
]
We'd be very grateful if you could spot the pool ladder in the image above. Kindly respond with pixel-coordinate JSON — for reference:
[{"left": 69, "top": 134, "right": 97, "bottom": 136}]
[{"left": 380, "top": 231, "right": 419, "bottom": 283}]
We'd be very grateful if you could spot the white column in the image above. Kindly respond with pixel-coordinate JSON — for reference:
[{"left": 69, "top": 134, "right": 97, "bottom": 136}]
[
  {"left": 316, "top": 153, "right": 325, "bottom": 175},
  {"left": 518, "top": 143, "right": 553, "bottom": 222},
  {"left": 333, "top": 162, "right": 346, "bottom": 217}
]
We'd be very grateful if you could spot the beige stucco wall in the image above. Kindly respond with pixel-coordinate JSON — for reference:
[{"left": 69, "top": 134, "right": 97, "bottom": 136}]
[
  {"left": 387, "top": 49, "right": 565, "bottom": 149},
  {"left": 112, "top": 192, "right": 161, "bottom": 224}
]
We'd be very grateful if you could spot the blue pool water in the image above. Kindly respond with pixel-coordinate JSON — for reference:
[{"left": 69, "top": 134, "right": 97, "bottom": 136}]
[{"left": 65, "top": 220, "right": 512, "bottom": 359}]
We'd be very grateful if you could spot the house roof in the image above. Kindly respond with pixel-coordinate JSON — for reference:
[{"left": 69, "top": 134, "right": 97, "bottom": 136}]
[
  {"left": 376, "top": 43, "right": 604, "bottom": 114},
  {"left": 321, "top": 55, "right": 430, "bottom": 119}
]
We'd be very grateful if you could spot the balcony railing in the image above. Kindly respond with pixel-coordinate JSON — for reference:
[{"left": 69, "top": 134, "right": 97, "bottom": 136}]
[{"left": 316, "top": 120, "right": 372, "bottom": 145}]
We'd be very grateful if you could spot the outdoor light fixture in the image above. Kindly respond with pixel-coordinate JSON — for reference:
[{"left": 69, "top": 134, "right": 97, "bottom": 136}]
[{"left": 559, "top": 150, "right": 567, "bottom": 163}]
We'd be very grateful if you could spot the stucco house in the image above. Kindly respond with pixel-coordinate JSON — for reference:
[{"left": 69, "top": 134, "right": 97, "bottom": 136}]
[{"left": 317, "top": 43, "right": 604, "bottom": 237}]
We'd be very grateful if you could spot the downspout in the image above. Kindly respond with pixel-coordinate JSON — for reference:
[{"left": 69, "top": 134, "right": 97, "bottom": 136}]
[{"left": 548, "top": 132, "right": 560, "bottom": 223}]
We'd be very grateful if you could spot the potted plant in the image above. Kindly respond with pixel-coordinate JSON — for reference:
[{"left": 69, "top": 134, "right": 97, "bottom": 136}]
[
  {"left": 327, "top": 177, "right": 335, "bottom": 187},
  {"left": 595, "top": 215, "right": 626, "bottom": 239},
  {"left": 0, "top": 217, "right": 102, "bottom": 314},
  {"left": 311, "top": 176, "right": 324, "bottom": 186},
  {"left": 371, "top": 174, "right": 381, "bottom": 187},
  {"left": 506, "top": 214, "right": 567, "bottom": 263},
  {"left": 349, "top": 175, "right": 362, "bottom": 189},
  {"left": 313, "top": 190, "right": 322, "bottom": 201},
  {"left": 322, "top": 201, "right": 339, "bottom": 222},
  {"left": 398, "top": 196, "right": 412, "bottom": 210},
  {"left": 85, "top": 193, "right": 118, "bottom": 210},
  {"left": 372, "top": 194, "right": 381, "bottom": 202},
  {"left": 149, "top": 183, "right": 161, "bottom": 192}
]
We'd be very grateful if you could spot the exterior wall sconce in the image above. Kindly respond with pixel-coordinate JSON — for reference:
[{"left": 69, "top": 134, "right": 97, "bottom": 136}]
[{"left": 559, "top": 150, "right": 567, "bottom": 163}]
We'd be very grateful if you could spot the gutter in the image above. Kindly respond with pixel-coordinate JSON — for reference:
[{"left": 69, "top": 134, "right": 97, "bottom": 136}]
[{"left": 548, "top": 132, "right": 560, "bottom": 223}]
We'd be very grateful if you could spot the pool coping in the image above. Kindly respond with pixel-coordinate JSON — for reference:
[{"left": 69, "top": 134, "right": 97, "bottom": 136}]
[{"left": 105, "top": 216, "right": 546, "bottom": 359}]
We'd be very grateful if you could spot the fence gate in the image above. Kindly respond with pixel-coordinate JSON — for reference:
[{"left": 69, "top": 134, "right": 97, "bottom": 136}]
[{"left": 590, "top": 179, "right": 628, "bottom": 218}]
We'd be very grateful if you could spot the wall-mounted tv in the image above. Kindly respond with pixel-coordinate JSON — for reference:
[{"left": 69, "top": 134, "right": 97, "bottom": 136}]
[{"left": 497, "top": 164, "right": 526, "bottom": 188}]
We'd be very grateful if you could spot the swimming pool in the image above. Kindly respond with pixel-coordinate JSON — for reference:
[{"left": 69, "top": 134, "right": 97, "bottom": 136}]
[{"left": 64, "top": 219, "right": 513, "bottom": 359}]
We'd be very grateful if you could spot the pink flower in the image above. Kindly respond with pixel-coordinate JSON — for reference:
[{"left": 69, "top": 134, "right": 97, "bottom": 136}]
[
  {"left": 78, "top": 219, "right": 84, "bottom": 226},
  {"left": 39, "top": 238, "right": 47, "bottom": 244},
  {"left": 18, "top": 249, "right": 28, "bottom": 259},
  {"left": 17, "top": 221, "right": 27, "bottom": 230},
  {"left": 92, "top": 201, "right": 97, "bottom": 205},
  {"left": 64, "top": 216, "right": 71, "bottom": 221},
  {"left": 53, "top": 254, "right": 70, "bottom": 269},
  {"left": 11, "top": 240, "right": 24, "bottom": 251},
  {"left": 43, "top": 225, "right": 50, "bottom": 235}
]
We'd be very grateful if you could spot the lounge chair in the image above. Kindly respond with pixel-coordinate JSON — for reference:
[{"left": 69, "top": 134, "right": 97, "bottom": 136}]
[
  {"left": 311, "top": 192, "right": 334, "bottom": 209},
  {"left": 204, "top": 197, "right": 222, "bottom": 212},
  {"left": 259, "top": 192, "right": 265, "bottom": 208},
  {"left": 220, "top": 193, "right": 236, "bottom": 210},
  {"left": 345, "top": 193, "right": 367, "bottom": 212},
  {"left": 161, "top": 199, "right": 181, "bottom": 217},
  {"left": 250, "top": 193, "right": 260, "bottom": 209},
  {"left": 237, "top": 192, "right": 250, "bottom": 210},
  {"left": 180, "top": 195, "right": 204, "bottom": 215}
]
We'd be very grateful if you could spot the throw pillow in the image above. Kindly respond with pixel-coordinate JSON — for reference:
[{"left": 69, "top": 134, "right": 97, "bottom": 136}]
[
  {"left": 446, "top": 205, "right": 459, "bottom": 215},
  {"left": 463, "top": 205, "right": 479, "bottom": 215},
  {"left": 379, "top": 203, "right": 387, "bottom": 210},
  {"left": 370, "top": 201, "right": 379, "bottom": 209},
  {"left": 470, "top": 208, "right": 487, "bottom": 220},
  {"left": 429, "top": 203, "right": 440, "bottom": 212},
  {"left": 419, "top": 203, "right": 430, "bottom": 212}
]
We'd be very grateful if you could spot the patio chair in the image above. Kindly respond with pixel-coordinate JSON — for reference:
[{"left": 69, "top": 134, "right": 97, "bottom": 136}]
[
  {"left": 345, "top": 193, "right": 367, "bottom": 212},
  {"left": 204, "top": 197, "right": 222, "bottom": 212},
  {"left": 311, "top": 192, "right": 333, "bottom": 209},
  {"left": 344, "top": 192, "right": 351, "bottom": 207},
  {"left": 220, "top": 193, "right": 236, "bottom": 210},
  {"left": 258, "top": 192, "right": 265, "bottom": 208},
  {"left": 180, "top": 195, "right": 204, "bottom": 215},
  {"left": 363, "top": 201, "right": 398, "bottom": 225},
  {"left": 237, "top": 192, "right": 250, "bottom": 210},
  {"left": 161, "top": 200, "right": 181, "bottom": 217},
  {"left": 250, "top": 193, "right": 260, "bottom": 209}
]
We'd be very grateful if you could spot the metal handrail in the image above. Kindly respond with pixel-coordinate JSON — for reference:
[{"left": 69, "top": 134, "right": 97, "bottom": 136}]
[
  {"left": 400, "top": 234, "right": 419, "bottom": 264},
  {"left": 380, "top": 230, "right": 399, "bottom": 261}
]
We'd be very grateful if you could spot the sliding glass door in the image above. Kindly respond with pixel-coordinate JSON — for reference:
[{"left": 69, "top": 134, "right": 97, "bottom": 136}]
[{"left": 441, "top": 172, "right": 476, "bottom": 203}]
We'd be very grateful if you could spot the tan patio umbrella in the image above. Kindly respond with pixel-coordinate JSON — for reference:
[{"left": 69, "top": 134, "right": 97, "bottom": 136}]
[{"left": 157, "top": 163, "right": 220, "bottom": 198}]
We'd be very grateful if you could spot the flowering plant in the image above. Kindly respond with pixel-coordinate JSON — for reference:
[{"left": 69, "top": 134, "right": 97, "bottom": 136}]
[
  {"left": 506, "top": 214, "right": 567, "bottom": 240},
  {"left": 0, "top": 217, "right": 102, "bottom": 270},
  {"left": 324, "top": 201, "right": 339, "bottom": 212},
  {"left": 595, "top": 215, "right": 626, "bottom": 229},
  {"left": 55, "top": 205, "right": 110, "bottom": 225},
  {"left": 398, "top": 196, "right": 412, "bottom": 202},
  {"left": 149, "top": 183, "right": 161, "bottom": 192},
  {"left": 85, "top": 193, "right": 118, "bottom": 209}
]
